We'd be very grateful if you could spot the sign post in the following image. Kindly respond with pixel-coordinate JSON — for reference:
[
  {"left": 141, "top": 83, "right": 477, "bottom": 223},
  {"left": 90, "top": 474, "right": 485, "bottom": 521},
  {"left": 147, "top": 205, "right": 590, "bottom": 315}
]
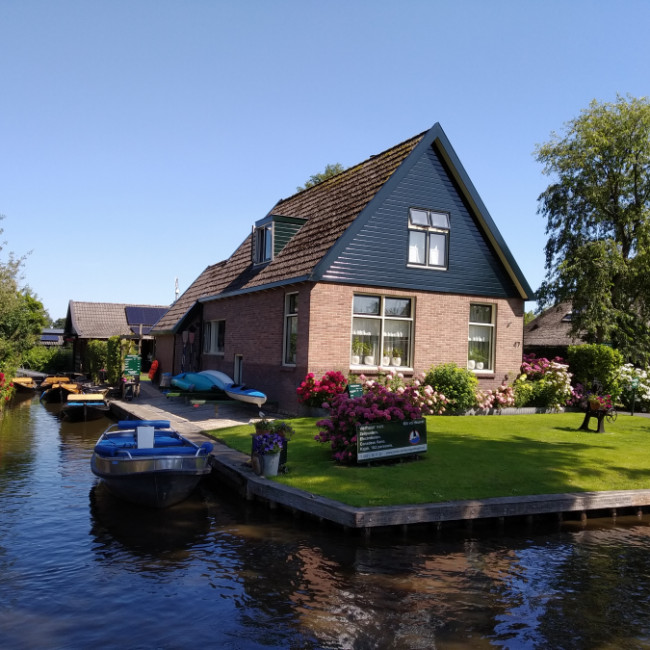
[
  {"left": 357, "top": 419, "right": 427, "bottom": 462},
  {"left": 123, "top": 354, "right": 142, "bottom": 377}
]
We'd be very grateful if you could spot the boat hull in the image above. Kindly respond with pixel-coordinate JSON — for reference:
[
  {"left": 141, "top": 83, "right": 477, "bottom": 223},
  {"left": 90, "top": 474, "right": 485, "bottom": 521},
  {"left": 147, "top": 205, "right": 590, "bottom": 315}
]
[
  {"left": 224, "top": 386, "right": 267, "bottom": 407},
  {"left": 91, "top": 420, "right": 213, "bottom": 508},
  {"left": 91, "top": 455, "right": 211, "bottom": 508}
]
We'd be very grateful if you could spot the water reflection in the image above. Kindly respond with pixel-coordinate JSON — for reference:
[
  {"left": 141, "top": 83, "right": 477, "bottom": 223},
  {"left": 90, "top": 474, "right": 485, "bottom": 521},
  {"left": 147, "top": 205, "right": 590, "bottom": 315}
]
[
  {"left": 3, "top": 397, "right": 650, "bottom": 648},
  {"left": 89, "top": 482, "right": 211, "bottom": 558}
]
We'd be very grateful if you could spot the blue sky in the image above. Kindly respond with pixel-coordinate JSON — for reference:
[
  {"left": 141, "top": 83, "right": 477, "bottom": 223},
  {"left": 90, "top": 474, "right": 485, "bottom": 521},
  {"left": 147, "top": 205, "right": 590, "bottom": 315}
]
[{"left": 1, "top": 0, "right": 648, "bottom": 320}]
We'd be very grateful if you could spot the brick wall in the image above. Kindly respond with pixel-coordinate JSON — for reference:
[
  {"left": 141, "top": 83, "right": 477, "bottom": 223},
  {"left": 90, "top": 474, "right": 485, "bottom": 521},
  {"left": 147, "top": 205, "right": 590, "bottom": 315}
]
[
  {"left": 156, "top": 282, "right": 525, "bottom": 413},
  {"left": 307, "top": 284, "right": 525, "bottom": 390}
]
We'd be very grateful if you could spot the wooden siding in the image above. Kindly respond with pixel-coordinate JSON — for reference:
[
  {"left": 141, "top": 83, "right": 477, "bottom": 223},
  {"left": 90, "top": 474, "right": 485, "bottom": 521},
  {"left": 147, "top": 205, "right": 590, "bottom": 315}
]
[
  {"left": 320, "top": 143, "right": 519, "bottom": 298},
  {"left": 273, "top": 216, "right": 305, "bottom": 258}
]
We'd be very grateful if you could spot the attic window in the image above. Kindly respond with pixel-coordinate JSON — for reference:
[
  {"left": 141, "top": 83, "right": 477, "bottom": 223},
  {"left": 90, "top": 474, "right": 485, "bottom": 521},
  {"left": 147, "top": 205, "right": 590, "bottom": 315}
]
[
  {"left": 253, "top": 224, "right": 273, "bottom": 264},
  {"left": 407, "top": 208, "right": 450, "bottom": 269}
]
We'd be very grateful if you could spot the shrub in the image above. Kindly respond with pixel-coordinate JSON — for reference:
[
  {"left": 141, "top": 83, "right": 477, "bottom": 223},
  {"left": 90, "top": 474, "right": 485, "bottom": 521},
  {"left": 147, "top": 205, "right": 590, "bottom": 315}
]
[
  {"left": 423, "top": 363, "right": 478, "bottom": 413},
  {"left": 476, "top": 382, "right": 516, "bottom": 411},
  {"left": 618, "top": 363, "right": 650, "bottom": 411},
  {"left": 86, "top": 340, "right": 107, "bottom": 384},
  {"left": 315, "top": 373, "right": 447, "bottom": 464},
  {"left": 0, "top": 371, "right": 14, "bottom": 405},
  {"left": 514, "top": 354, "right": 574, "bottom": 410},
  {"left": 297, "top": 371, "right": 348, "bottom": 408},
  {"left": 106, "top": 336, "right": 122, "bottom": 385},
  {"left": 568, "top": 344, "right": 623, "bottom": 402}
]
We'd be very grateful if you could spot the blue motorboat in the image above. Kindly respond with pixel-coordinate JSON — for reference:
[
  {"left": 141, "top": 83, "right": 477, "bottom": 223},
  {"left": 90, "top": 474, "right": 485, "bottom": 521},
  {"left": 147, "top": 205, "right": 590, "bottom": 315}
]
[{"left": 91, "top": 420, "right": 213, "bottom": 508}]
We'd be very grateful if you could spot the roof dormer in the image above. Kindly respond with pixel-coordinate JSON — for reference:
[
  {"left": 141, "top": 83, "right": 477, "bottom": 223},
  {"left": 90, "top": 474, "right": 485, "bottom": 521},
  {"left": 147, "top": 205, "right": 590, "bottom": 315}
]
[{"left": 252, "top": 214, "right": 306, "bottom": 265}]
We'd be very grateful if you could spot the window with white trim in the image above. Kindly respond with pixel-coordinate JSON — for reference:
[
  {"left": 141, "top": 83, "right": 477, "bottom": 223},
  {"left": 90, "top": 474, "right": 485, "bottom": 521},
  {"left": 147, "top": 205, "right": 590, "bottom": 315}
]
[
  {"left": 468, "top": 304, "right": 495, "bottom": 371},
  {"left": 407, "top": 208, "right": 450, "bottom": 269},
  {"left": 283, "top": 293, "right": 298, "bottom": 365},
  {"left": 203, "top": 320, "right": 225, "bottom": 355},
  {"left": 351, "top": 295, "right": 412, "bottom": 367}
]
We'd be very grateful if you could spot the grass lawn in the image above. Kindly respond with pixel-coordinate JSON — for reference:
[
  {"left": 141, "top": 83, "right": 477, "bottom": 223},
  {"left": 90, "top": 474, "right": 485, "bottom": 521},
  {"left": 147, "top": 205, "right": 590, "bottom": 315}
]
[{"left": 207, "top": 412, "right": 650, "bottom": 508}]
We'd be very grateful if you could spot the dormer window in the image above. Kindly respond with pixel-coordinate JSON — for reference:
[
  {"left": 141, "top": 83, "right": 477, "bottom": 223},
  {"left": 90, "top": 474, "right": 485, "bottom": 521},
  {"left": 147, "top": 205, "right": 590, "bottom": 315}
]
[
  {"left": 253, "top": 223, "right": 273, "bottom": 264},
  {"left": 251, "top": 215, "right": 306, "bottom": 265},
  {"left": 407, "top": 208, "right": 450, "bottom": 269}
]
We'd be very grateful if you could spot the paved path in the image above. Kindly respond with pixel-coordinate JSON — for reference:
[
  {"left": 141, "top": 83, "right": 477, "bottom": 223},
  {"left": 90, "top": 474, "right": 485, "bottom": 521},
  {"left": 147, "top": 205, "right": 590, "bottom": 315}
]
[{"left": 110, "top": 379, "right": 266, "bottom": 440}]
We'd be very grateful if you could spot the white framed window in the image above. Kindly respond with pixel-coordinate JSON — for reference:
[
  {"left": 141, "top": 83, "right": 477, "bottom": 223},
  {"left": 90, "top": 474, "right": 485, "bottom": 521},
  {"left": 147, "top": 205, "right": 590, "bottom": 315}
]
[
  {"left": 351, "top": 295, "right": 412, "bottom": 367},
  {"left": 468, "top": 304, "right": 495, "bottom": 372},
  {"left": 203, "top": 320, "right": 225, "bottom": 355},
  {"left": 283, "top": 293, "right": 298, "bottom": 365},
  {"left": 252, "top": 223, "right": 273, "bottom": 264},
  {"left": 407, "top": 208, "right": 450, "bottom": 269}
]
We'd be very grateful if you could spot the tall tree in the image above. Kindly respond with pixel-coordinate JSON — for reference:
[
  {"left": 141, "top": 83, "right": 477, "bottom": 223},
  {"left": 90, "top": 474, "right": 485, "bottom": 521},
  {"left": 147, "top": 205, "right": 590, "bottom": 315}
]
[
  {"left": 296, "top": 163, "right": 344, "bottom": 192},
  {"left": 0, "top": 217, "right": 48, "bottom": 371},
  {"left": 535, "top": 95, "right": 650, "bottom": 363}
]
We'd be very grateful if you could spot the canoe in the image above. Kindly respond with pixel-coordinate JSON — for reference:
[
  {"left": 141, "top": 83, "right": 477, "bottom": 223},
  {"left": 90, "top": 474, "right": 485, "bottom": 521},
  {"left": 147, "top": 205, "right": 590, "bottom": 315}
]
[
  {"left": 90, "top": 420, "right": 213, "bottom": 508},
  {"left": 224, "top": 384, "right": 267, "bottom": 407},
  {"left": 171, "top": 372, "right": 224, "bottom": 393},
  {"left": 198, "top": 370, "right": 267, "bottom": 407}
]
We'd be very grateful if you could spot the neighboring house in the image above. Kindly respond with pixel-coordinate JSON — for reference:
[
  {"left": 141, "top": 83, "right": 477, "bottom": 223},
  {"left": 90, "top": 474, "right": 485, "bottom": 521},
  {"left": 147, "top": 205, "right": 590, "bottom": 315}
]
[
  {"left": 152, "top": 123, "right": 533, "bottom": 413},
  {"left": 64, "top": 301, "right": 169, "bottom": 374},
  {"left": 39, "top": 328, "right": 64, "bottom": 347},
  {"left": 523, "top": 301, "right": 584, "bottom": 360}
]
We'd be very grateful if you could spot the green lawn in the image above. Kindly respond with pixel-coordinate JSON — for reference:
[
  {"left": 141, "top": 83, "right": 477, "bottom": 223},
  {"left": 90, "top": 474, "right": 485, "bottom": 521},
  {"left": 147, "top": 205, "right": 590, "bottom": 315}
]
[{"left": 208, "top": 413, "right": 650, "bottom": 508}]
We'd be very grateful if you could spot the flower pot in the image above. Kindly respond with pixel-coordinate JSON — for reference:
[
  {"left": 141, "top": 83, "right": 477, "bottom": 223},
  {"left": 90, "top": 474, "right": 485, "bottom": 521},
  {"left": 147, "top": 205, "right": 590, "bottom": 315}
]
[
  {"left": 351, "top": 355, "right": 360, "bottom": 364},
  {"left": 364, "top": 356, "right": 375, "bottom": 365},
  {"left": 391, "top": 357, "right": 401, "bottom": 367},
  {"left": 382, "top": 356, "right": 391, "bottom": 366},
  {"left": 262, "top": 451, "right": 281, "bottom": 477}
]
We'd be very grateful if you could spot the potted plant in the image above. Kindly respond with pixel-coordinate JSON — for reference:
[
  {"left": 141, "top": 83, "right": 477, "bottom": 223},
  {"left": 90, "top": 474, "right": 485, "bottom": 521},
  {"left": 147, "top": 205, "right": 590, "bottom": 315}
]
[
  {"left": 251, "top": 431, "right": 285, "bottom": 476},
  {"left": 392, "top": 348, "right": 402, "bottom": 366},
  {"left": 351, "top": 337, "right": 364, "bottom": 364},
  {"left": 251, "top": 416, "right": 295, "bottom": 475},
  {"left": 363, "top": 342, "right": 375, "bottom": 366},
  {"left": 382, "top": 346, "right": 392, "bottom": 367}
]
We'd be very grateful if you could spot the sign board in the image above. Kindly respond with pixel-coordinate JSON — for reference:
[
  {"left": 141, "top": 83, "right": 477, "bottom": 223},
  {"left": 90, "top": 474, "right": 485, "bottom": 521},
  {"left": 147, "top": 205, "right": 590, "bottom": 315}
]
[
  {"left": 357, "top": 419, "right": 427, "bottom": 462},
  {"left": 123, "top": 354, "right": 142, "bottom": 377},
  {"left": 347, "top": 383, "right": 363, "bottom": 398}
]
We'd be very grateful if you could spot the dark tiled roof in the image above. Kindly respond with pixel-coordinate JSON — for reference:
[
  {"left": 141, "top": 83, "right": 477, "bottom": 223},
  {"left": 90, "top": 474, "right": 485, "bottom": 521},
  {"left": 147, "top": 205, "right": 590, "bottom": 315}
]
[
  {"left": 524, "top": 301, "right": 583, "bottom": 347},
  {"left": 67, "top": 301, "right": 170, "bottom": 339},
  {"left": 154, "top": 132, "right": 425, "bottom": 332}
]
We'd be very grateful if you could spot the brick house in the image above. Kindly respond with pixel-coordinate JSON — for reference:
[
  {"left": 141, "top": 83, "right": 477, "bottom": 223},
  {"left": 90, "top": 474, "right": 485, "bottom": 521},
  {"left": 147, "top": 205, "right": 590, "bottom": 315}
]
[{"left": 151, "top": 123, "right": 533, "bottom": 413}]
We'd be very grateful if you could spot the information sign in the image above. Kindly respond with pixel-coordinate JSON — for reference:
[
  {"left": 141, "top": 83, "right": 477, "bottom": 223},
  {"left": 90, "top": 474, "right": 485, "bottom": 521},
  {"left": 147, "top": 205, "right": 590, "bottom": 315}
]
[
  {"left": 357, "top": 419, "right": 427, "bottom": 462},
  {"left": 347, "top": 383, "right": 363, "bottom": 398},
  {"left": 123, "top": 354, "right": 142, "bottom": 377}
]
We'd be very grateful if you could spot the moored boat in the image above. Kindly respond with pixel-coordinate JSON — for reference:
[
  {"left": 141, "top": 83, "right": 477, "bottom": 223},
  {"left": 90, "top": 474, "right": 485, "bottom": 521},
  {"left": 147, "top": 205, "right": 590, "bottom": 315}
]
[
  {"left": 40, "top": 379, "right": 82, "bottom": 403},
  {"left": 12, "top": 376, "right": 39, "bottom": 393},
  {"left": 90, "top": 420, "right": 213, "bottom": 508},
  {"left": 224, "top": 384, "right": 267, "bottom": 407},
  {"left": 62, "top": 392, "right": 111, "bottom": 421},
  {"left": 197, "top": 370, "right": 267, "bottom": 407}
]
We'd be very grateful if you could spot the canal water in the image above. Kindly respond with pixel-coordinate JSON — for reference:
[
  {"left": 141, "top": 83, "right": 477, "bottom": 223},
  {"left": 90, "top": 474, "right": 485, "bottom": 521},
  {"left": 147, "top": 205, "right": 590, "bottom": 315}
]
[{"left": 2, "top": 395, "right": 650, "bottom": 650}]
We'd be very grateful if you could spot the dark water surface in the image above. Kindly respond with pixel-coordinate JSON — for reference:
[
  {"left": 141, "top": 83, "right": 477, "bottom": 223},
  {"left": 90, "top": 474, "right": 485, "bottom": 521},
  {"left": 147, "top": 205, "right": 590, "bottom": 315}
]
[{"left": 2, "top": 395, "right": 650, "bottom": 649}]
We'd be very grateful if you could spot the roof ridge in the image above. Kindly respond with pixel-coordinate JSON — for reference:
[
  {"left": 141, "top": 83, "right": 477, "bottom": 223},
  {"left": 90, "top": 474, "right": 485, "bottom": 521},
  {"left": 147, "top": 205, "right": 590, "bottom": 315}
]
[{"left": 280, "top": 130, "right": 428, "bottom": 203}]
